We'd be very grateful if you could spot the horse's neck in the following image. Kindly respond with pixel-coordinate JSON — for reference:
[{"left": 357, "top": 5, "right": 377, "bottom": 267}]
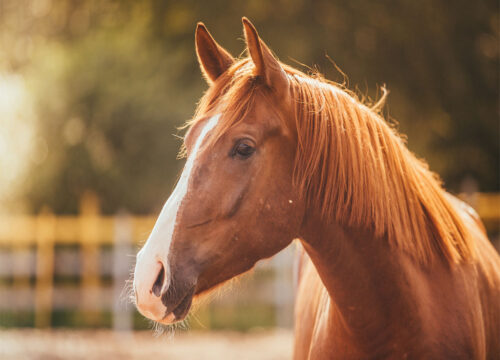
[{"left": 299, "top": 218, "right": 426, "bottom": 353}]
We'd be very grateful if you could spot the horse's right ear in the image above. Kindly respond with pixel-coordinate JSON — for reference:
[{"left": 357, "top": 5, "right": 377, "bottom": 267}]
[
  {"left": 195, "top": 23, "right": 234, "bottom": 84},
  {"left": 242, "top": 18, "right": 289, "bottom": 100}
]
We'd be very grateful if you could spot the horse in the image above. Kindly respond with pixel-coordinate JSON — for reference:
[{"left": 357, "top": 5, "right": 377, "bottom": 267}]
[{"left": 133, "top": 18, "right": 500, "bottom": 359}]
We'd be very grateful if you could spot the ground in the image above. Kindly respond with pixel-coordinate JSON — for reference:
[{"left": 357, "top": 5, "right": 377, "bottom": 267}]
[{"left": 0, "top": 328, "right": 293, "bottom": 360}]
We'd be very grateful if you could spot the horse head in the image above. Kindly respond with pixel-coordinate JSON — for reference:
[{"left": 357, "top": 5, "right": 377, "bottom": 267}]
[{"left": 133, "top": 18, "right": 303, "bottom": 323}]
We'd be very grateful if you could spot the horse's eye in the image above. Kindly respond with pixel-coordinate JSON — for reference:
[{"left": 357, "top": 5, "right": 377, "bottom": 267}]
[{"left": 232, "top": 139, "right": 256, "bottom": 159}]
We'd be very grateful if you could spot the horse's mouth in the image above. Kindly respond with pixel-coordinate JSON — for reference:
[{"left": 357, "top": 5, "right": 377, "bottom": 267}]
[{"left": 160, "top": 288, "right": 194, "bottom": 324}]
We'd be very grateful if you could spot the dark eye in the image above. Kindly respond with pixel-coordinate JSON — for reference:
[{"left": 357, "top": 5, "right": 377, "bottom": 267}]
[{"left": 231, "top": 139, "right": 256, "bottom": 159}]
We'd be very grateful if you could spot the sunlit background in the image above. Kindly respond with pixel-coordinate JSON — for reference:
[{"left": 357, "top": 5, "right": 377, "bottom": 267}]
[{"left": 0, "top": 0, "right": 498, "bottom": 359}]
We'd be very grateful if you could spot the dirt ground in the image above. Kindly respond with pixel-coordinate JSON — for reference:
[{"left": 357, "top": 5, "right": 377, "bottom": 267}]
[{"left": 0, "top": 328, "right": 293, "bottom": 360}]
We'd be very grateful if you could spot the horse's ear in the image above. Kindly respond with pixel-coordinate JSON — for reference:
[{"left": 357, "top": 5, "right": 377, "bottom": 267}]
[
  {"left": 242, "top": 17, "right": 288, "bottom": 94},
  {"left": 196, "top": 22, "right": 234, "bottom": 84}
]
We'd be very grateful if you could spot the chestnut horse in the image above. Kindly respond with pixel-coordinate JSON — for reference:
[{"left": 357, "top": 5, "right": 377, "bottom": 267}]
[{"left": 133, "top": 18, "right": 500, "bottom": 359}]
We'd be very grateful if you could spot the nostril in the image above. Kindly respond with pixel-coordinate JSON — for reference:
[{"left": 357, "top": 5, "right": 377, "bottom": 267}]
[{"left": 152, "top": 263, "right": 165, "bottom": 297}]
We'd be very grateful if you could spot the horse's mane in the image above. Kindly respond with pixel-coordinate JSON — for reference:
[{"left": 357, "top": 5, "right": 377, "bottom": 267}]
[{"left": 186, "top": 58, "right": 474, "bottom": 265}]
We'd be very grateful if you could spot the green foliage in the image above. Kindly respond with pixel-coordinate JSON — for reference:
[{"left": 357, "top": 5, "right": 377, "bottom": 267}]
[
  {"left": 0, "top": 0, "right": 497, "bottom": 214},
  {"left": 0, "top": 311, "right": 35, "bottom": 327},
  {"left": 204, "top": 304, "right": 276, "bottom": 331},
  {"left": 24, "top": 21, "right": 197, "bottom": 213},
  {"left": 0, "top": 305, "right": 276, "bottom": 330}
]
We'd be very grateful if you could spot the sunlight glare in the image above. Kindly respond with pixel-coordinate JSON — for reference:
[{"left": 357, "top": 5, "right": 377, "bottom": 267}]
[{"left": 0, "top": 73, "right": 36, "bottom": 211}]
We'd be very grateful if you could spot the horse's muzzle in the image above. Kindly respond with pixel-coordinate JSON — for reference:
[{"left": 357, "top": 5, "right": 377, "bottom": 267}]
[
  {"left": 160, "top": 282, "right": 196, "bottom": 322},
  {"left": 133, "top": 259, "right": 170, "bottom": 322}
]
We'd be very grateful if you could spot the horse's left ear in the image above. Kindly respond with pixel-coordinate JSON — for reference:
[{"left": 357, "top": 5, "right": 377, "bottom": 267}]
[{"left": 242, "top": 17, "right": 289, "bottom": 96}]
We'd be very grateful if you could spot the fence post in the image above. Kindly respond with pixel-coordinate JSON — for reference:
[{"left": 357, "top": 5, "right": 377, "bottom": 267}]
[
  {"left": 35, "top": 207, "right": 55, "bottom": 328},
  {"left": 113, "top": 210, "right": 133, "bottom": 332},
  {"left": 80, "top": 191, "right": 101, "bottom": 325},
  {"left": 273, "top": 244, "right": 295, "bottom": 328}
]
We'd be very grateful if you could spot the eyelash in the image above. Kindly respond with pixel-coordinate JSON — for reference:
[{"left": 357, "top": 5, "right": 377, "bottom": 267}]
[{"left": 231, "top": 139, "right": 256, "bottom": 159}]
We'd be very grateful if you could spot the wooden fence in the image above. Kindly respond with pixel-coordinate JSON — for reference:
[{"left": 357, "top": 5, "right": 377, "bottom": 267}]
[
  {"left": 0, "top": 192, "right": 498, "bottom": 330},
  {"left": 0, "top": 192, "right": 155, "bottom": 329}
]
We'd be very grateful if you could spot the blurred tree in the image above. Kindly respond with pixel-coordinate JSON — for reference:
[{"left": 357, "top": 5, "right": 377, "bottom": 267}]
[
  {"left": 0, "top": 0, "right": 497, "bottom": 214},
  {"left": 23, "top": 20, "right": 198, "bottom": 213}
]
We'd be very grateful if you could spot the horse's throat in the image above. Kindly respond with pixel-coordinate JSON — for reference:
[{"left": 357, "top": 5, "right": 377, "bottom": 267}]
[{"left": 299, "top": 221, "right": 421, "bottom": 352}]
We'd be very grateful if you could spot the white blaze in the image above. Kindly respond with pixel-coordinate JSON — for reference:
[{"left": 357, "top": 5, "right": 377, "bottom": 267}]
[{"left": 134, "top": 114, "right": 220, "bottom": 300}]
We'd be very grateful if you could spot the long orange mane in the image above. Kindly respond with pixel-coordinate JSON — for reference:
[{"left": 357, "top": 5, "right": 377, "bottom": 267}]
[{"left": 185, "top": 58, "right": 475, "bottom": 265}]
